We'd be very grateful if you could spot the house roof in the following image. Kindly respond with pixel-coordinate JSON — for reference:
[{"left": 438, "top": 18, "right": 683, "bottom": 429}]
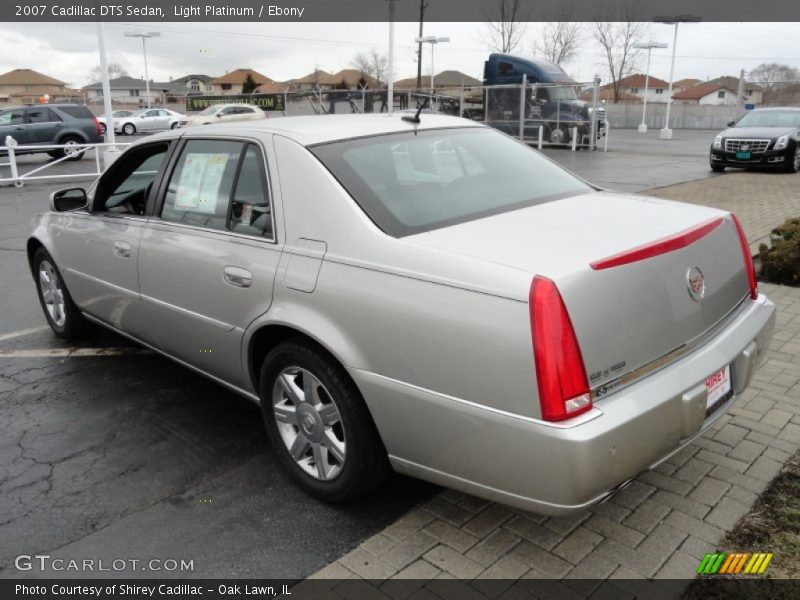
[
  {"left": 394, "top": 70, "right": 482, "bottom": 89},
  {"left": 601, "top": 74, "right": 670, "bottom": 90},
  {"left": 288, "top": 69, "right": 335, "bottom": 85},
  {"left": 672, "top": 82, "right": 736, "bottom": 100},
  {"left": 254, "top": 82, "right": 286, "bottom": 94},
  {"left": 580, "top": 89, "right": 642, "bottom": 103},
  {"left": 708, "top": 76, "right": 763, "bottom": 92},
  {"left": 674, "top": 78, "right": 702, "bottom": 89},
  {"left": 329, "top": 69, "right": 383, "bottom": 88},
  {"left": 173, "top": 74, "right": 214, "bottom": 84},
  {"left": 83, "top": 76, "right": 185, "bottom": 92},
  {"left": 211, "top": 69, "right": 274, "bottom": 85},
  {"left": 0, "top": 68, "right": 66, "bottom": 87}
]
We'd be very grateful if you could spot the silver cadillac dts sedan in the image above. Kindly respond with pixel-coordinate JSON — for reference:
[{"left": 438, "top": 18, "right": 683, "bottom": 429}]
[{"left": 28, "top": 114, "right": 775, "bottom": 515}]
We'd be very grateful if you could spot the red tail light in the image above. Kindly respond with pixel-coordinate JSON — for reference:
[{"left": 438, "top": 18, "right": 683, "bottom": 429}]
[
  {"left": 529, "top": 276, "right": 592, "bottom": 422},
  {"left": 731, "top": 213, "right": 758, "bottom": 300},
  {"left": 92, "top": 116, "right": 103, "bottom": 136}
]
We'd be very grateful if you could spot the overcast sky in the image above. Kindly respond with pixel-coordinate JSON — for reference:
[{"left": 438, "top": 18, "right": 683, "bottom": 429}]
[{"left": 1, "top": 21, "right": 799, "bottom": 88}]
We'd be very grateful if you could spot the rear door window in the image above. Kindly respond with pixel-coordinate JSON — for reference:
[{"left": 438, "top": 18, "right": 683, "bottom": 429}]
[
  {"left": 160, "top": 139, "right": 272, "bottom": 237},
  {"left": 58, "top": 105, "right": 94, "bottom": 119}
]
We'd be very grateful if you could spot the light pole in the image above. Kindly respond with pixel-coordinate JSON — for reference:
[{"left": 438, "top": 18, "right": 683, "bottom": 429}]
[
  {"left": 633, "top": 42, "right": 667, "bottom": 133},
  {"left": 415, "top": 35, "right": 449, "bottom": 96},
  {"left": 654, "top": 15, "right": 700, "bottom": 139},
  {"left": 124, "top": 31, "right": 160, "bottom": 108}
]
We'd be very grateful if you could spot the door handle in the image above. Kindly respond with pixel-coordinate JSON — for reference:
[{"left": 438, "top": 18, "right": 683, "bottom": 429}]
[
  {"left": 223, "top": 265, "right": 252, "bottom": 288},
  {"left": 113, "top": 241, "right": 131, "bottom": 258}
]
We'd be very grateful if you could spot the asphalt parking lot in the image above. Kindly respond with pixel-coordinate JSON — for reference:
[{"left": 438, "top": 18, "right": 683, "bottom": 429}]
[{"left": 0, "top": 126, "right": 787, "bottom": 581}]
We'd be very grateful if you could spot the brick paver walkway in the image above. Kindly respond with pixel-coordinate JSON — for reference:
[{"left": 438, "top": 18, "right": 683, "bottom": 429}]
[
  {"left": 303, "top": 174, "right": 800, "bottom": 595},
  {"left": 645, "top": 171, "right": 800, "bottom": 253}
]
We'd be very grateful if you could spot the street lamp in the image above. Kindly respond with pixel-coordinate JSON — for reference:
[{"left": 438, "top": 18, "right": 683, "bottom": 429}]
[
  {"left": 633, "top": 42, "right": 668, "bottom": 133},
  {"left": 124, "top": 31, "right": 161, "bottom": 108},
  {"left": 414, "top": 35, "right": 449, "bottom": 96},
  {"left": 654, "top": 15, "right": 701, "bottom": 139}
]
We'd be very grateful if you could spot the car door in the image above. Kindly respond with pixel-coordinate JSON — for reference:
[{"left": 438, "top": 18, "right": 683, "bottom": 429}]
[
  {"left": 0, "top": 108, "right": 28, "bottom": 145},
  {"left": 24, "top": 106, "right": 62, "bottom": 145},
  {"left": 138, "top": 136, "right": 281, "bottom": 389},
  {"left": 55, "top": 141, "right": 173, "bottom": 342},
  {"left": 138, "top": 110, "right": 159, "bottom": 132}
]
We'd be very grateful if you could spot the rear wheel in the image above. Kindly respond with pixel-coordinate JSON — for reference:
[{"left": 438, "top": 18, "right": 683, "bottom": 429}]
[
  {"left": 122, "top": 123, "right": 136, "bottom": 135},
  {"left": 51, "top": 135, "right": 85, "bottom": 161},
  {"left": 32, "top": 248, "right": 85, "bottom": 339},
  {"left": 259, "top": 339, "right": 390, "bottom": 502},
  {"left": 99, "top": 123, "right": 107, "bottom": 135}
]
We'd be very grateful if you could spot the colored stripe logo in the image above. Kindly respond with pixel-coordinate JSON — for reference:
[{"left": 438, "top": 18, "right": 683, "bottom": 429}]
[{"left": 696, "top": 552, "right": 773, "bottom": 574}]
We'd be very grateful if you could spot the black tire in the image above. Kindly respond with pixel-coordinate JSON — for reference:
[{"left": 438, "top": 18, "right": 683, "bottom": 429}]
[
  {"left": 122, "top": 123, "right": 136, "bottom": 135},
  {"left": 56, "top": 135, "right": 85, "bottom": 161},
  {"left": 259, "top": 339, "right": 390, "bottom": 502},
  {"left": 170, "top": 122, "right": 179, "bottom": 130},
  {"left": 99, "top": 123, "right": 107, "bottom": 135},
  {"left": 711, "top": 163, "right": 725, "bottom": 172},
  {"left": 785, "top": 144, "right": 800, "bottom": 173},
  {"left": 32, "top": 248, "right": 85, "bottom": 340}
]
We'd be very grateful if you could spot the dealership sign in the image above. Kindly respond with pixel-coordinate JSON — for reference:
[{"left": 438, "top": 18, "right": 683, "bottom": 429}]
[{"left": 186, "top": 94, "right": 285, "bottom": 113}]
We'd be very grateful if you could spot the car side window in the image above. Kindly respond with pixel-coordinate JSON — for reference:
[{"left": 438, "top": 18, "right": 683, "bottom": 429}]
[
  {"left": 0, "top": 109, "right": 24, "bottom": 125},
  {"left": 161, "top": 140, "right": 272, "bottom": 238},
  {"left": 220, "top": 107, "right": 235, "bottom": 115},
  {"left": 93, "top": 143, "right": 170, "bottom": 216},
  {"left": 230, "top": 144, "right": 272, "bottom": 237},
  {"left": 161, "top": 140, "right": 244, "bottom": 231},
  {"left": 25, "top": 107, "right": 56, "bottom": 123}
]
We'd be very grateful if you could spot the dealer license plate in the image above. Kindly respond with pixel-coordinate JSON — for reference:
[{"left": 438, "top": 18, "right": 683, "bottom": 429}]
[
  {"left": 706, "top": 365, "right": 732, "bottom": 409},
  {"left": 736, "top": 151, "right": 751, "bottom": 159}
]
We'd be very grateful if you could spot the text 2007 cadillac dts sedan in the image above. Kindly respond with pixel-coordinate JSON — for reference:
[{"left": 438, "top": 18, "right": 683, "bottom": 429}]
[{"left": 28, "top": 114, "right": 775, "bottom": 515}]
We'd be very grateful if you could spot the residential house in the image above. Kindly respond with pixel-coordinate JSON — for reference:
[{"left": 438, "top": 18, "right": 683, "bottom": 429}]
[
  {"left": 210, "top": 69, "right": 274, "bottom": 95},
  {"left": 707, "top": 76, "right": 763, "bottom": 104},
  {"left": 83, "top": 76, "right": 186, "bottom": 106},
  {"left": 600, "top": 74, "right": 671, "bottom": 103},
  {"left": 673, "top": 78, "right": 702, "bottom": 94},
  {"left": 0, "top": 68, "right": 81, "bottom": 104},
  {"left": 173, "top": 74, "right": 214, "bottom": 94},
  {"left": 671, "top": 82, "right": 741, "bottom": 105},
  {"left": 286, "top": 69, "right": 336, "bottom": 91},
  {"left": 287, "top": 68, "right": 384, "bottom": 92}
]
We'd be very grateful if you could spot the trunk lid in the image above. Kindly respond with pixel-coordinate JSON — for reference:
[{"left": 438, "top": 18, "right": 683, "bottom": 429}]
[{"left": 405, "top": 191, "right": 751, "bottom": 394}]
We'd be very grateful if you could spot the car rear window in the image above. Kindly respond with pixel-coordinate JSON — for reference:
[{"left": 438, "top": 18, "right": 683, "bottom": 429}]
[
  {"left": 58, "top": 105, "right": 94, "bottom": 119},
  {"left": 310, "top": 127, "right": 592, "bottom": 237}
]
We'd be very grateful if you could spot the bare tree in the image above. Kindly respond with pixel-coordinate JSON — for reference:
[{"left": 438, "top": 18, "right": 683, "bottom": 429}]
[
  {"left": 748, "top": 63, "right": 800, "bottom": 91},
  {"left": 593, "top": 21, "right": 648, "bottom": 102},
  {"left": 352, "top": 49, "right": 389, "bottom": 85},
  {"left": 87, "top": 62, "right": 128, "bottom": 83},
  {"left": 483, "top": 0, "right": 528, "bottom": 54},
  {"left": 535, "top": 22, "right": 582, "bottom": 66}
]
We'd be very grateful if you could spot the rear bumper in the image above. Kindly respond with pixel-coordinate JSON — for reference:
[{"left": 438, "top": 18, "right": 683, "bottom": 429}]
[
  {"left": 710, "top": 146, "right": 789, "bottom": 168},
  {"left": 353, "top": 294, "right": 775, "bottom": 515}
]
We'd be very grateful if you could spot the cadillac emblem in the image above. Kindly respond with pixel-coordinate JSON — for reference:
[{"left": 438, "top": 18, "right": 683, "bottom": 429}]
[
  {"left": 686, "top": 266, "right": 705, "bottom": 302},
  {"left": 741, "top": 143, "right": 750, "bottom": 151}
]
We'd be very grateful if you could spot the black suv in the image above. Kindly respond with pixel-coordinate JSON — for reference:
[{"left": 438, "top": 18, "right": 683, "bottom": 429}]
[
  {"left": 0, "top": 103, "right": 103, "bottom": 160},
  {"left": 710, "top": 107, "right": 800, "bottom": 173}
]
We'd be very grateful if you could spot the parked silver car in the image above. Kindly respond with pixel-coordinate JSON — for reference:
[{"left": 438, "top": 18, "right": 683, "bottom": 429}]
[
  {"left": 28, "top": 115, "right": 775, "bottom": 514},
  {"left": 114, "top": 108, "right": 186, "bottom": 135}
]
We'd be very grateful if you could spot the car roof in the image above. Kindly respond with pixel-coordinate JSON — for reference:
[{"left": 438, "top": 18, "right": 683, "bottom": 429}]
[
  {"left": 749, "top": 106, "right": 800, "bottom": 112},
  {"left": 156, "top": 113, "right": 485, "bottom": 146}
]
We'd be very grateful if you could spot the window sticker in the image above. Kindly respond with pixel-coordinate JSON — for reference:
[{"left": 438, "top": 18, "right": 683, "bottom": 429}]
[
  {"left": 175, "top": 153, "right": 229, "bottom": 213},
  {"left": 239, "top": 204, "right": 252, "bottom": 226}
]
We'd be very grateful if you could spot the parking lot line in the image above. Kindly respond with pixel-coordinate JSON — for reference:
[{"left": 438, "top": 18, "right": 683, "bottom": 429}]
[
  {"left": 0, "top": 325, "right": 49, "bottom": 342},
  {"left": 0, "top": 347, "right": 153, "bottom": 358}
]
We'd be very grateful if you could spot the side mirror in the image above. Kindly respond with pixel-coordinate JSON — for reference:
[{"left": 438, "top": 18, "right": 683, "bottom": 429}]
[
  {"left": 50, "top": 188, "right": 87, "bottom": 212},
  {"left": 727, "top": 120, "right": 736, "bottom": 127},
  {"left": 215, "top": 113, "right": 222, "bottom": 118}
]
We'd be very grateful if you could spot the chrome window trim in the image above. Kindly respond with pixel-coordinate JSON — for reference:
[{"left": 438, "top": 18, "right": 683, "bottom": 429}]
[{"left": 142, "top": 217, "right": 280, "bottom": 247}]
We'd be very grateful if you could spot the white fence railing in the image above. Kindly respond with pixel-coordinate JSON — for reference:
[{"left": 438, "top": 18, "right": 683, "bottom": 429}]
[{"left": 1, "top": 137, "right": 132, "bottom": 188}]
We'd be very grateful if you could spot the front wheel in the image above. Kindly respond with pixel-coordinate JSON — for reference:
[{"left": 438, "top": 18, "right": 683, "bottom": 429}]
[
  {"left": 122, "top": 123, "right": 136, "bottom": 135},
  {"left": 33, "top": 248, "right": 85, "bottom": 339},
  {"left": 786, "top": 145, "right": 800, "bottom": 173},
  {"left": 710, "top": 163, "right": 726, "bottom": 172},
  {"left": 259, "top": 340, "right": 390, "bottom": 502}
]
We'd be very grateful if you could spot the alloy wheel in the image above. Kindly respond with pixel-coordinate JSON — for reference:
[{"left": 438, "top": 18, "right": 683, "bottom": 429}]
[
  {"left": 272, "top": 366, "right": 346, "bottom": 481},
  {"left": 39, "top": 260, "right": 66, "bottom": 327},
  {"left": 63, "top": 140, "right": 80, "bottom": 156}
]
